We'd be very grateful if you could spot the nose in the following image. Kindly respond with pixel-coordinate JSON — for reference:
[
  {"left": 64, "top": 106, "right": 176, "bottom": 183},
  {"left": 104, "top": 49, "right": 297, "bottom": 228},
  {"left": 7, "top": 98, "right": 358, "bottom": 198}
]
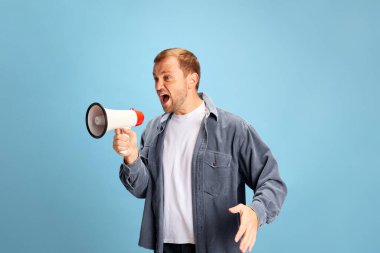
[{"left": 155, "top": 78, "right": 163, "bottom": 91}]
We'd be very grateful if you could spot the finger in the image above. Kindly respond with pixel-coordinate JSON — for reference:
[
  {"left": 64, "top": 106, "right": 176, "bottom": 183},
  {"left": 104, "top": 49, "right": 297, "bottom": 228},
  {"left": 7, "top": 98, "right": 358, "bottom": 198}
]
[
  {"left": 123, "top": 128, "right": 136, "bottom": 139},
  {"left": 248, "top": 231, "right": 257, "bottom": 252},
  {"left": 239, "top": 224, "right": 251, "bottom": 250},
  {"left": 114, "top": 140, "right": 128, "bottom": 146},
  {"left": 119, "top": 149, "right": 129, "bottom": 156},
  {"left": 235, "top": 224, "right": 247, "bottom": 243},
  {"left": 113, "top": 145, "right": 126, "bottom": 152},
  {"left": 123, "top": 133, "right": 130, "bottom": 141},
  {"left": 115, "top": 146, "right": 129, "bottom": 156},
  {"left": 229, "top": 204, "right": 243, "bottom": 214},
  {"left": 116, "top": 130, "right": 130, "bottom": 141},
  {"left": 240, "top": 226, "right": 253, "bottom": 253},
  {"left": 115, "top": 128, "right": 121, "bottom": 134},
  {"left": 122, "top": 128, "right": 131, "bottom": 134},
  {"left": 115, "top": 134, "right": 129, "bottom": 142},
  {"left": 113, "top": 144, "right": 125, "bottom": 152}
]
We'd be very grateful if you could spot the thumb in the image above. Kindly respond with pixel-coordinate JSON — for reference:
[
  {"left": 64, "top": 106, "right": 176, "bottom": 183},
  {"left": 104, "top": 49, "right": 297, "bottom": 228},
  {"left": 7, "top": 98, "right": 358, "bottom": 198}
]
[{"left": 229, "top": 204, "right": 243, "bottom": 214}]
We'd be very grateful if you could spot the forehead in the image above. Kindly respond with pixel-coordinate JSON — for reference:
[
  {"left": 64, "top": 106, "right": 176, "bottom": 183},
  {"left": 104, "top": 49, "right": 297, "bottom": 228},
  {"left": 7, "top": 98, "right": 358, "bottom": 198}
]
[{"left": 153, "top": 56, "right": 181, "bottom": 75}]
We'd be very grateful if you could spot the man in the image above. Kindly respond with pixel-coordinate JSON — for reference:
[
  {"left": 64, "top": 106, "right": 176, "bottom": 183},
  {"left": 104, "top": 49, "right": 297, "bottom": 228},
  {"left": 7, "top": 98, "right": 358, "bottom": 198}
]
[{"left": 113, "top": 48, "right": 287, "bottom": 253}]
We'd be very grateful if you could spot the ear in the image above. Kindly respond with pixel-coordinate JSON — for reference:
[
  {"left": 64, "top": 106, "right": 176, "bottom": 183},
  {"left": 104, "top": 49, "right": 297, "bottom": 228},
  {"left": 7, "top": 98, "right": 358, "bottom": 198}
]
[{"left": 187, "top": 72, "right": 199, "bottom": 90}]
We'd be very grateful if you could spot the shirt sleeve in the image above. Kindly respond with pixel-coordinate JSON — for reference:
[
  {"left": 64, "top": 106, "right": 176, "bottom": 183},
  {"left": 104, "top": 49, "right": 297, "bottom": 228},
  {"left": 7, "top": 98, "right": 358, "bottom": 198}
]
[
  {"left": 238, "top": 122, "right": 288, "bottom": 228},
  {"left": 119, "top": 129, "right": 150, "bottom": 199}
]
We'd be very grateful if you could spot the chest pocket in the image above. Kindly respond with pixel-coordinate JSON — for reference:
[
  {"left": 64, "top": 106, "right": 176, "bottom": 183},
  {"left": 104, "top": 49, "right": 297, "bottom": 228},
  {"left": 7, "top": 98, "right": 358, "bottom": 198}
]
[{"left": 203, "top": 150, "right": 232, "bottom": 196}]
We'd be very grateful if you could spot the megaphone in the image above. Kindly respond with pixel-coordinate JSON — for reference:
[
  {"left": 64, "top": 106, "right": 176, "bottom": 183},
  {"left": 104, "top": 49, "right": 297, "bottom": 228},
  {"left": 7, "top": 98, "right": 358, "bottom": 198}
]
[{"left": 86, "top": 102, "right": 144, "bottom": 139}]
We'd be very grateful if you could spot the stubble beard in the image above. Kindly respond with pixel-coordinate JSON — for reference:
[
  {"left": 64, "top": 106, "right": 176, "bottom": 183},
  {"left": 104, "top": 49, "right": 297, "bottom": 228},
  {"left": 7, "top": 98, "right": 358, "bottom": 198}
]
[{"left": 169, "top": 89, "right": 188, "bottom": 114}]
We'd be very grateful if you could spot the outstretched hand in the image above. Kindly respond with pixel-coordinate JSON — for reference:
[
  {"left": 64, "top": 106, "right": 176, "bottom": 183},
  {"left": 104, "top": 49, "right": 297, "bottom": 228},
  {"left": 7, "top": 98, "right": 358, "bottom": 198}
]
[{"left": 229, "top": 204, "right": 259, "bottom": 253}]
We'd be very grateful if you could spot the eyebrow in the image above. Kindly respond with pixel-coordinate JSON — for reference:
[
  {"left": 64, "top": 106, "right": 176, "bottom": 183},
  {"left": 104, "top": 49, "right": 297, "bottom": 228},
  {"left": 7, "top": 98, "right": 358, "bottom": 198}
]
[{"left": 153, "top": 70, "right": 172, "bottom": 76}]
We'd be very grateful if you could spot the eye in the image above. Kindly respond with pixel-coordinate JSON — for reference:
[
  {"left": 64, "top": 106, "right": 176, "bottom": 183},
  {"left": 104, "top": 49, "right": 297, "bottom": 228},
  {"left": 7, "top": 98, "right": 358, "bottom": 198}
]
[
  {"left": 164, "top": 75, "right": 172, "bottom": 81},
  {"left": 153, "top": 77, "right": 158, "bottom": 82}
]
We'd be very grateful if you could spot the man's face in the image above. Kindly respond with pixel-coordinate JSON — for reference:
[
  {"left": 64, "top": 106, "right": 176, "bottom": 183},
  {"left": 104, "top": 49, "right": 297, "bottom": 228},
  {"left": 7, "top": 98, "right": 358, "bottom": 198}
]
[{"left": 153, "top": 57, "right": 189, "bottom": 114}]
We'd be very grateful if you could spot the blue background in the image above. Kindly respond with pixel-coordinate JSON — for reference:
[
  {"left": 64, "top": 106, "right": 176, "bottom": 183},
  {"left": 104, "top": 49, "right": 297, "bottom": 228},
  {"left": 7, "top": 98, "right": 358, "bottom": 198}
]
[{"left": 1, "top": 0, "right": 379, "bottom": 252}]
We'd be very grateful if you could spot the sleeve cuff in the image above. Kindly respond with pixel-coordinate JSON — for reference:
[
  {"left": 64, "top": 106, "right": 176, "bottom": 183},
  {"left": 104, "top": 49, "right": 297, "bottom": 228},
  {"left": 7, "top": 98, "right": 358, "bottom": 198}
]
[
  {"left": 248, "top": 200, "right": 267, "bottom": 228},
  {"left": 122, "top": 156, "right": 143, "bottom": 175}
]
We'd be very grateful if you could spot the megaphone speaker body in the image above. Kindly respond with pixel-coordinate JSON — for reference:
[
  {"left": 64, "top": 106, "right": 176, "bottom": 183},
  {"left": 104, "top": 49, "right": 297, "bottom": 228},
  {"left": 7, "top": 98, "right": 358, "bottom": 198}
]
[{"left": 86, "top": 102, "right": 144, "bottom": 138}]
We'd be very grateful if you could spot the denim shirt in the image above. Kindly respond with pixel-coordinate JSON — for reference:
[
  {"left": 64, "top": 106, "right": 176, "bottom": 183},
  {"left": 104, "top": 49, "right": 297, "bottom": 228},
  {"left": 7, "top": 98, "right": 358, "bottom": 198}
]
[{"left": 119, "top": 93, "right": 287, "bottom": 253}]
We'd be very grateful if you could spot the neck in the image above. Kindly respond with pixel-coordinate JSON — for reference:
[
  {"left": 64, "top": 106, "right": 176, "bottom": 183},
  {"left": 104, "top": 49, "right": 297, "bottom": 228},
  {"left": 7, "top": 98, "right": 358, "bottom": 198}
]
[{"left": 174, "top": 91, "right": 203, "bottom": 115}]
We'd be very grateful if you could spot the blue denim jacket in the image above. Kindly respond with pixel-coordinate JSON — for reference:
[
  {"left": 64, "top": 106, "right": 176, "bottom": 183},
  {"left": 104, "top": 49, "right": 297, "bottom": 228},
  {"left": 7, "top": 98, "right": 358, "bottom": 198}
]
[{"left": 119, "top": 93, "right": 287, "bottom": 253}]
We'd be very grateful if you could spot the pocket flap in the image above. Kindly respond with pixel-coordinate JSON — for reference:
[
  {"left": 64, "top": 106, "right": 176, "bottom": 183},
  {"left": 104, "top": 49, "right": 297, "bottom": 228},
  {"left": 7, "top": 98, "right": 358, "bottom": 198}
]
[{"left": 204, "top": 150, "right": 231, "bottom": 168}]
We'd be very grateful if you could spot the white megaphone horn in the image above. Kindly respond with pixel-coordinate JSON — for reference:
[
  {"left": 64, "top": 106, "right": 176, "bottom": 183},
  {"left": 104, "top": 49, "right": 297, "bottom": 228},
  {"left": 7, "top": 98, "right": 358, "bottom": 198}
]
[{"left": 85, "top": 102, "right": 144, "bottom": 139}]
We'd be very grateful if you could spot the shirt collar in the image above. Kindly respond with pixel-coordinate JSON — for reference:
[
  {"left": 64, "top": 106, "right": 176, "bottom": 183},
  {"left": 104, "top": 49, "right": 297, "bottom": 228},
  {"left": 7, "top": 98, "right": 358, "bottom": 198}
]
[{"left": 199, "top": 92, "right": 218, "bottom": 120}]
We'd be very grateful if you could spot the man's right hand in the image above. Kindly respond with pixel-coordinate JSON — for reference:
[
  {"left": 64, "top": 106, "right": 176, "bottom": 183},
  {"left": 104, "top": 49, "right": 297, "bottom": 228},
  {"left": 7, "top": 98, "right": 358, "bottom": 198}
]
[{"left": 113, "top": 128, "right": 139, "bottom": 164}]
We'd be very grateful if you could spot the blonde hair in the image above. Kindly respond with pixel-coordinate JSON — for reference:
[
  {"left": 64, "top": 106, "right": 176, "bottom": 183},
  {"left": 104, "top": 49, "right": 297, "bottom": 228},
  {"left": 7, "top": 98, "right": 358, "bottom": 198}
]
[{"left": 154, "top": 48, "right": 201, "bottom": 89}]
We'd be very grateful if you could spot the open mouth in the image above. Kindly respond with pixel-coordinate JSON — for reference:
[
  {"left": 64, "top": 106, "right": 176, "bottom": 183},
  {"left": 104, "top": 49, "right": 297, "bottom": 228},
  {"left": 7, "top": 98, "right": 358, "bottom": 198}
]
[{"left": 160, "top": 94, "right": 170, "bottom": 104}]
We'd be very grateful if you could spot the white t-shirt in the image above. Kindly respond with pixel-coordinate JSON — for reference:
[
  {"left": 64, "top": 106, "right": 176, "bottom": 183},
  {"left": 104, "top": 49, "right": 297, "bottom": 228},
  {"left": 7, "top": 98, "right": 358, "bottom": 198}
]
[{"left": 163, "top": 101, "right": 206, "bottom": 244}]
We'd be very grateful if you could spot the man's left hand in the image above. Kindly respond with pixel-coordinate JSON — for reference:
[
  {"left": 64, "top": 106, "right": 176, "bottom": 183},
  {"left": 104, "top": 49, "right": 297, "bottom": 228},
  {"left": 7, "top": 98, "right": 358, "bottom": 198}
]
[{"left": 229, "top": 204, "right": 259, "bottom": 253}]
